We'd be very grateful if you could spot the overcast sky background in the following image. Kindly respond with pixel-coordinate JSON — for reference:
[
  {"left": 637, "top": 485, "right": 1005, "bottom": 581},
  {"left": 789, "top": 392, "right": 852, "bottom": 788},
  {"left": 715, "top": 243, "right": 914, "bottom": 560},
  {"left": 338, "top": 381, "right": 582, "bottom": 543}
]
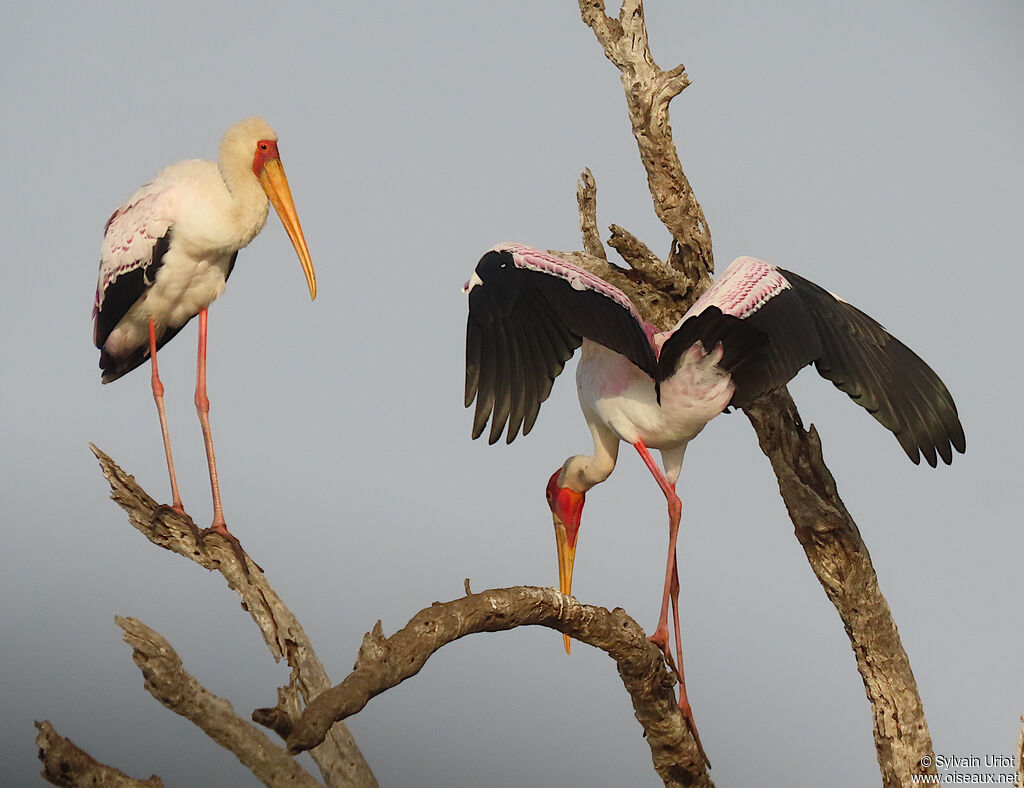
[{"left": 2, "top": 2, "right": 1021, "bottom": 786}]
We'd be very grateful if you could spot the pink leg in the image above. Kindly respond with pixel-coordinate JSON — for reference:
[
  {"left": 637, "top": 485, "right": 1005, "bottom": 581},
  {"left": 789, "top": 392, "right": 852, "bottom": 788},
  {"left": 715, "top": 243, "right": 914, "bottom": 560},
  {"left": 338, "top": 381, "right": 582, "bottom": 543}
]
[
  {"left": 633, "top": 440, "right": 708, "bottom": 766},
  {"left": 149, "top": 319, "right": 184, "bottom": 513},
  {"left": 195, "top": 309, "right": 228, "bottom": 533},
  {"left": 191, "top": 309, "right": 251, "bottom": 574}
]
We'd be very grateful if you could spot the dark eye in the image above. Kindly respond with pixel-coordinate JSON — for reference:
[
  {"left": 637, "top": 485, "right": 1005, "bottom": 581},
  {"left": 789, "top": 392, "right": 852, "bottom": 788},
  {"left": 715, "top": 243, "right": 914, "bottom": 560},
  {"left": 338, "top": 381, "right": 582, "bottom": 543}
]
[
  {"left": 259, "top": 142, "right": 269, "bottom": 151},
  {"left": 546, "top": 491, "right": 553, "bottom": 502}
]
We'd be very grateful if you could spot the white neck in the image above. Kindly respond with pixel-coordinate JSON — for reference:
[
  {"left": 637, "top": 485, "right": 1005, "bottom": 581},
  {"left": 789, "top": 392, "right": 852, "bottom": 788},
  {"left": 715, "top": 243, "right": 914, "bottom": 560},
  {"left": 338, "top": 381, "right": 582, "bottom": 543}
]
[
  {"left": 218, "top": 157, "right": 269, "bottom": 248},
  {"left": 560, "top": 421, "right": 620, "bottom": 492}
]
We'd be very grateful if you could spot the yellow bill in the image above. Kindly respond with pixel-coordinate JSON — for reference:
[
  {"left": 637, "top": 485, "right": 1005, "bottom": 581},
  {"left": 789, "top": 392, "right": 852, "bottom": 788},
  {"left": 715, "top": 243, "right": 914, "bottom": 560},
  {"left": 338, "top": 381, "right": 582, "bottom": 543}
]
[
  {"left": 259, "top": 157, "right": 317, "bottom": 300},
  {"left": 554, "top": 514, "right": 578, "bottom": 654}
]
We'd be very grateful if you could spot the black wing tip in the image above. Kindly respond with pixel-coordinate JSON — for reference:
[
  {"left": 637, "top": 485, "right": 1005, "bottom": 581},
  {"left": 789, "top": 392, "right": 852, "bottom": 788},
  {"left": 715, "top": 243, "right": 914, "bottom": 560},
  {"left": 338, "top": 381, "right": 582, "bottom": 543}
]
[
  {"left": 99, "top": 348, "right": 144, "bottom": 384},
  {"left": 899, "top": 426, "right": 966, "bottom": 468},
  {"left": 786, "top": 272, "right": 969, "bottom": 471}
]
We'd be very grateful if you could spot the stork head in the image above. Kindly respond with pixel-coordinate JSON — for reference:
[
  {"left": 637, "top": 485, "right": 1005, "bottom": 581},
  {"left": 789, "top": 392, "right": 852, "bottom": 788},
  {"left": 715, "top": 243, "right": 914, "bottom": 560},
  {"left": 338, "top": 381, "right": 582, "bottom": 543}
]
[
  {"left": 221, "top": 117, "right": 317, "bottom": 301},
  {"left": 546, "top": 467, "right": 586, "bottom": 654}
]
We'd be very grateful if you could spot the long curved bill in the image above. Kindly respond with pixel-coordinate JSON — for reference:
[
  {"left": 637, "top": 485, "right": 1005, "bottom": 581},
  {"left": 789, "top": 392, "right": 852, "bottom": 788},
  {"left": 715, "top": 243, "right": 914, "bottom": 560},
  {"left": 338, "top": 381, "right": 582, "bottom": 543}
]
[
  {"left": 554, "top": 514, "right": 577, "bottom": 655},
  {"left": 259, "top": 158, "right": 317, "bottom": 300}
]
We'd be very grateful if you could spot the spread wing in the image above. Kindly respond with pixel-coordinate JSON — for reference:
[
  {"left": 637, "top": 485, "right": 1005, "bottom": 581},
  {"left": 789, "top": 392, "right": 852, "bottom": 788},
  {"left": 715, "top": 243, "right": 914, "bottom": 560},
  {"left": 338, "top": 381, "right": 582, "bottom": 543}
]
[
  {"left": 465, "top": 244, "right": 658, "bottom": 445},
  {"left": 680, "top": 256, "right": 965, "bottom": 466}
]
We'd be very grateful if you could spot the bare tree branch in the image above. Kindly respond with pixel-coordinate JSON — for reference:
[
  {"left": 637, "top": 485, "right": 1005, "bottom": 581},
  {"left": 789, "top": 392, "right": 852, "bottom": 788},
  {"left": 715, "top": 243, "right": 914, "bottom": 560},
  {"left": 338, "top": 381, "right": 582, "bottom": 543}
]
[
  {"left": 287, "top": 587, "right": 711, "bottom": 788},
  {"left": 575, "top": 2, "right": 938, "bottom": 785},
  {"left": 578, "top": 0, "right": 712, "bottom": 284},
  {"left": 116, "top": 616, "right": 321, "bottom": 788},
  {"left": 35, "top": 720, "right": 164, "bottom": 788},
  {"left": 743, "top": 395, "right": 937, "bottom": 783},
  {"left": 90, "top": 445, "right": 376, "bottom": 788},
  {"left": 576, "top": 168, "right": 607, "bottom": 259}
]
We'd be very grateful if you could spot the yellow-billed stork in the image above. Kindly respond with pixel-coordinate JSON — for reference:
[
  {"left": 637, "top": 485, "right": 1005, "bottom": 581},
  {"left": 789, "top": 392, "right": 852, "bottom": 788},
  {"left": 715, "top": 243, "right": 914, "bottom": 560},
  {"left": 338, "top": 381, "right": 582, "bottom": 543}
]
[
  {"left": 93, "top": 117, "right": 316, "bottom": 562},
  {"left": 464, "top": 243, "right": 965, "bottom": 762}
]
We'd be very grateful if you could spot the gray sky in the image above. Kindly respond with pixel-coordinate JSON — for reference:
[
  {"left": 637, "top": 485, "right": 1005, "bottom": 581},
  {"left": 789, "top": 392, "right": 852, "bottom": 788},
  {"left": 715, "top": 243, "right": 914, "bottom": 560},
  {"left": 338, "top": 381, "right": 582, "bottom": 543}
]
[{"left": 2, "top": 2, "right": 1021, "bottom": 786}]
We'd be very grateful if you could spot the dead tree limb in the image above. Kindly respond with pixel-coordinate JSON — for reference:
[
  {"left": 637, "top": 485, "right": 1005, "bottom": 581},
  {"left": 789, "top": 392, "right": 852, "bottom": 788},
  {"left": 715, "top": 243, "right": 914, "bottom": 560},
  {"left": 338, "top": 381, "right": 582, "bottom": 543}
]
[
  {"left": 287, "top": 587, "right": 710, "bottom": 788},
  {"left": 579, "top": 0, "right": 712, "bottom": 285},
  {"left": 743, "top": 394, "right": 936, "bottom": 780},
  {"left": 576, "top": 168, "right": 607, "bottom": 259},
  {"left": 116, "top": 616, "right": 321, "bottom": 788},
  {"left": 36, "top": 721, "right": 165, "bottom": 788},
  {"left": 90, "top": 445, "right": 377, "bottom": 788},
  {"left": 575, "top": 2, "right": 937, "bottom": 785}
]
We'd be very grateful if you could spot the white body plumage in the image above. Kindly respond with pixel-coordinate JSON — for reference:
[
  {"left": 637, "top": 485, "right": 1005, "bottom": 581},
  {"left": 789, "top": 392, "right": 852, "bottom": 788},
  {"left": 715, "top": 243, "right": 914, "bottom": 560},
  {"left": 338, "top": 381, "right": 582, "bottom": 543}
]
[{"left": 98, "top": 157, "right": 270, "bottom": 363}]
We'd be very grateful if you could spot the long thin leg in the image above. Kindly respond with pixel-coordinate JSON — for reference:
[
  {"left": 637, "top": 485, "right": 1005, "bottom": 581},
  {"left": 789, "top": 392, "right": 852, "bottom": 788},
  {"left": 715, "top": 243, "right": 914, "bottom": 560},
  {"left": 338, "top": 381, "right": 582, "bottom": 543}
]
[
  {"left": 195, "top": 308, "right": 228, "bottom": 532},
  {"left": 192, "top": 309, "right": 252, "bottom": 575},
  {"left": 149, "top": 318, "right": 184, "bottom": 513},
  {"left": 632, "top": 440, "right": 708, "bottom": 766},
  {"left": 632, "top": 441, "right": 681, "bottom": 646}
]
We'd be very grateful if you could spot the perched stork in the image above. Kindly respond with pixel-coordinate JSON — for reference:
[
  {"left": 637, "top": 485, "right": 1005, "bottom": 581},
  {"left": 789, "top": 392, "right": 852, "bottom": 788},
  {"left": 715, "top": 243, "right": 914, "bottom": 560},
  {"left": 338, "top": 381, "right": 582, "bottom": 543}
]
[
  {"left": 464, "top": 242, "right": 964, "bottom": 762},
  {"left": 93, "top": 117, "right": 317, "bottom": 559}
]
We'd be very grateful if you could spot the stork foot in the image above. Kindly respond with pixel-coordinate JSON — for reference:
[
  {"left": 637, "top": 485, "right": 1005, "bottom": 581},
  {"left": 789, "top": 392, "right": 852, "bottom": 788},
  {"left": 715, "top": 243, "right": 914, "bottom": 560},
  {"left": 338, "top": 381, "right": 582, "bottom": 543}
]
[
  {"left": 647, "top": 627, "right": 710, "bottom": 768},
  {"left": 195, "top": 524, "right": 259, "bottom": 577},
  {"left": 151, "top": 503, "right": 201, "bottom": 540},
  {"left": 647, "top": 627, "right": 678, "bottom": 674}
]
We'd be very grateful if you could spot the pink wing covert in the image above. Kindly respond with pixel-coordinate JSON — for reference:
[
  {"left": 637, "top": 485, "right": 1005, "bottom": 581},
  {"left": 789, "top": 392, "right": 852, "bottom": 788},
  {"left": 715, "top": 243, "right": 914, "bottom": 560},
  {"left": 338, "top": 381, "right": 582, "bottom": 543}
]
[
  {"left": 501, "top": 243, "right": 652, "bottom": 332},
  {"left": 680, "top": 255, "right": 789, "bottom": 323},
  {"left": 94, "top": 180, "right": 173, "bottom": 320}
]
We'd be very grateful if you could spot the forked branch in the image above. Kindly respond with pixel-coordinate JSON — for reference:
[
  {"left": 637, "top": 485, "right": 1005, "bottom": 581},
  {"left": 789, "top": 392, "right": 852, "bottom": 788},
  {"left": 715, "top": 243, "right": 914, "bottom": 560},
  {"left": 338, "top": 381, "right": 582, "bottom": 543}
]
[
  {"left": 88, "top": 446, "right": 377, "bottom": 788},
  {"left": 579, "top": 0, "right": 712, "bottom": 284}
]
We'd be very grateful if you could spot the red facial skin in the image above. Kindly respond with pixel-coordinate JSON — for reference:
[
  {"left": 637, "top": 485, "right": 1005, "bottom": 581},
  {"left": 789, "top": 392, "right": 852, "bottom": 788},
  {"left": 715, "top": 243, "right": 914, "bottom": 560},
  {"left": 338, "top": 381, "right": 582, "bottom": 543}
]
[
  {"left": 547, "top": 469, "right": 586, "bottom": 653},
  {"left": 546, "top": 469, "right": 585, "bottom": 547},
  {"left": 252, "top": 139, "right": 280, "bottom": 176}
]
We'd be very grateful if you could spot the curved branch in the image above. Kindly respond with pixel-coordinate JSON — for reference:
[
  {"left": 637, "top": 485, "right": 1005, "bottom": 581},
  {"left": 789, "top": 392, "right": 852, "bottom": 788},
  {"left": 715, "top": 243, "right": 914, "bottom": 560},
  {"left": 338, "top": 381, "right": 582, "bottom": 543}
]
[
  {"left": 90, "top": 445, "right": 376, "bottom": 788},
  {"left": 287, "top": 587, "right": 711, "bottom": 788}
]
